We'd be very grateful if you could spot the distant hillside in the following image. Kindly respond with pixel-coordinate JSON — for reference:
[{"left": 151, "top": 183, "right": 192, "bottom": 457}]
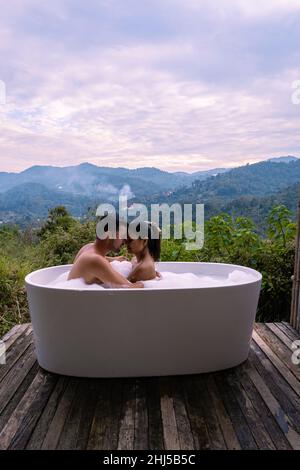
[
  {"left": 134, "top": 159, "right": 300, "bottom": 232},
  {"left": 267, "top": 155, "right": 298, "bottom": 163},
  {"left": 0, "top": 183, "right": 95, "bottom": 226},
  {"left": 0, "top": 156, "right": 299, "bottom": 228},
  {"left": 205, "top": 182, "right": 299, "bottom": 228},
  {"left": 142, "top": 159, "right": 300, "bottom": 205},
  {"left": 0, "top": 156, "right": 297, "bottom": 200},
  {"left": 0, "top": 163, "right": 228, "bottom": 199}
]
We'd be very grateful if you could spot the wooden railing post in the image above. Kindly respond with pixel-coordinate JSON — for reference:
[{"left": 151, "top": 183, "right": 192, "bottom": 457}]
[{"left": 291, "top": 186, "right": 300, "bottom": 332}]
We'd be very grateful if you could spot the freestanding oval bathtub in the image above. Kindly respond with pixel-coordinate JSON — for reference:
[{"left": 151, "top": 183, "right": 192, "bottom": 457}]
[{"left": 25, "top": 262, "right": 262, "bottom": 378}]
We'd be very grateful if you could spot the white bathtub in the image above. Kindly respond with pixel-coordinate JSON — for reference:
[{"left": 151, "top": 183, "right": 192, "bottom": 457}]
[{"left": 25, "top": 262, "right": 262, "bottom": 378}]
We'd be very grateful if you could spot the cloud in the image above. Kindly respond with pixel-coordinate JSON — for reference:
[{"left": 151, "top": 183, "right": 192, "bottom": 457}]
[{"left": 0, "top": 0, "right": 300, "bottom": 172}]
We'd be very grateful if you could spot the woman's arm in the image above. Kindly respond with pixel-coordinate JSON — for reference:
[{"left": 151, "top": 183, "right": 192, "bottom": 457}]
[{"left": 128, "top": 263, "right": 156, "bottom": 282}]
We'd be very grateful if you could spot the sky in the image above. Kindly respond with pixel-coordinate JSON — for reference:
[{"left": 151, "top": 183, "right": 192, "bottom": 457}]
[{"left": 0, "top": 0, "right": 300, "bottom": 173}]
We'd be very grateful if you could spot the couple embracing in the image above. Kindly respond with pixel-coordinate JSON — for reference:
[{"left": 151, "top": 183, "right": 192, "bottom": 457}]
[{"left": 68, "top": 213, "right": 161, "bottom": 288}]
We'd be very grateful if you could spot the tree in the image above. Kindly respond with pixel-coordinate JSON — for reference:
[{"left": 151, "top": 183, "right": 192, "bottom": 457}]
[{"left": 38, "top": 206, "right": 75, "bottom": 238}]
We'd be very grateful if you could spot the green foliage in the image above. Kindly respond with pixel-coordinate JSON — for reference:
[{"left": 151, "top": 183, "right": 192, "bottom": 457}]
[
  {"left": 0, "top": 209, "right": 96, "bottom": 335},
  {"left": 160, "top": 205, "right": 296, "bottom": 322},
  {"left": 38, "top": 206, "right": 77, "bottom": 238},
  {"left": 0, "top": 204, "right": 297, "bottom": 336},
  {"left": 36, "top": 222, "right": 96, "bottom": 266},
  {"left": 267, "top": 205, "right": 297, "bottom": 247},
  {"left": 0, "top": 253, "right": 32, "bottom": 335}
]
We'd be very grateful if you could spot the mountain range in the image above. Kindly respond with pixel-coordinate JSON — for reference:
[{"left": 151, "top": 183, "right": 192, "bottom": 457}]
[
  {"left": 0, "top": 163, "right": 228, "bottom": 199},
  {"left": 142, "top": 156, "right": 300, "bottom": 203},
  {"left": 0, "top": 156, "right": 299, "bottom": 228}
]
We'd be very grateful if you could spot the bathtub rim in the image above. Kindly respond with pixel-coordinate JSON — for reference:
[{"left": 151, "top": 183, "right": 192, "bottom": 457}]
[{"left": 25, "top": 261, "right": 262, "bottom": 292}]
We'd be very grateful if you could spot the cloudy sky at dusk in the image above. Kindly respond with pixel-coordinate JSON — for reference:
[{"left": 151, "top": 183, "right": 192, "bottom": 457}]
[{"left": 0, "top": 0, "right": 300, "bottom": 173}]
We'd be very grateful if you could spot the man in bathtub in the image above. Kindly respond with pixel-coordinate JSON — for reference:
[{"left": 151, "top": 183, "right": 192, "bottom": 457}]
[{"left": 68, "top": 214, "right": 162, "bottom": 288}]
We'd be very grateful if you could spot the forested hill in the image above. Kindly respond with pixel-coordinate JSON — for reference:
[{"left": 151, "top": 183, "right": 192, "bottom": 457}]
[
  {"left": 162, "top": 159, "right": 300, "bottom": 203},
  {"left": 134, "top": 159, "right": 300, "bottom": 231},
  {"left": 0, "top": 163, "right": 227, "bottom": 197},
  {"left": 0, "top": 183, "right": 95, "bottom": 225},
  {"left": 205, "top": 182, "right": 299, "bottom": 226}
]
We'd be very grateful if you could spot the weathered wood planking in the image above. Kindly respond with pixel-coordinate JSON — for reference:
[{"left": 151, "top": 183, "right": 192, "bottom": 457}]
[{"left": 0, "top": 322, "right": 300, "bottom": 450}]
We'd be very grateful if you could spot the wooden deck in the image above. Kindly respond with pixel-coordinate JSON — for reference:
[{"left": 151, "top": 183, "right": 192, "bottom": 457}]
[{"left": 0, "top": 322, "right": 300, "bottom": 450}]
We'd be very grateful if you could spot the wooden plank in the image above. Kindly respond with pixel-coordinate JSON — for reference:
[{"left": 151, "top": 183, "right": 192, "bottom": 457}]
[
  {"left": 170, "top": 376, "right": 194, "bottom": 450},
  {"left": 1, "top": 324, "right": 22, "bottom": 342},
  {"left": 252, "top": 337, "right": 300, "bottom": 412},
  {"left": 281, "top": 322, "right": 300, "bottom": 341},
  {"left": 194, "top": 375, "right": 226, "bottom": 449},
  {"left": 183, "top": 376, "right": 210, "bottom": 450},
  {"left": 117, "top": 379, "right": 135, "bottom": 450},
  {"left": 252, "top": 330, "right": 300, "bottom": 397},
  {"left": 134, "top": 378, "right": 148, "bottom": 450},
  {"left": 250, "top": 343, "right": 300, "bottom": 432},
  {"left": 0, "top": 344, "right": 37, "bottom": 415},
  {"left": 86, "top": 379, "right": 112, "bottom": 450},
  {"left": 65, "top": 379, "right": 111, "bottom": 449},
  {"left": 57, "top": 379, "right": 92, "bottom": 450},
  {"left": 0, "top": 368, "right": 58, "bottom": 449},
  {"left": 76, "top": 379, "right": 101, "bottom": 450},
  {"left": 266, "top": 323, "right": 295, "bottom": 350},
  {"left": 0, "top": 326, "right": 33, "bottom": 383},
  {"left": 101, "top": 378, "right": 124, "bottom": 451},
  {"left": 243, "top": 357, "right": 300, "bottom": 449},
  {"left": 146, "top": 378, "right": 164, "bottom": 450},
  {"left": 214, "top": 373, "right": 257, "bottom": 449},
  {"left": 205, "top": 375, "right": 240, "bottom": 450},
  {"left": 9, "top": 370, "right": 58, "bottom": 450},
  {"left": 26, "top": 376, "right": 69, "bottom": 449},
  {"left": 275, "top": 322, "right": 299, "bottom": 343},
  {"left": 236, "top": 361, "right": 291, "bottom": 450},
  {"left": 159, "top": 377, "right": 180, "bottom": 450},
  {"left": 224, "top": 369, "right": 275, "bottom": 449},
  {"left": 41, "top": 378, "right": 79, "bottom": 450},
  {"left": 1, "top": 324, "right": 30, "bottom": 351},
  {"left": 254, "top": 323, "right": 300, "bottom": 381},
  {"left": 0, "top": 361, "right": 39, "bottom": 434}
]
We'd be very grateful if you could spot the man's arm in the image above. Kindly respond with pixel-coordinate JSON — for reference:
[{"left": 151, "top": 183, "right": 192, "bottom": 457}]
[
  {"left": 105, "top": 255, "right": 127, "bottom": 262},
  {"left": 90, "top": 256, "right": 143, "bottom": 288}
]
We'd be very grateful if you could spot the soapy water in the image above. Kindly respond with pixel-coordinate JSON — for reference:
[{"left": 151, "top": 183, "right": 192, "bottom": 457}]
[{"left": 49, "top": 260, "right": 257, "bottom": 290}]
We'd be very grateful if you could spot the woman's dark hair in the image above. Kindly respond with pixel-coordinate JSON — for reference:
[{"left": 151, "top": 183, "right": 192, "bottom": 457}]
[{"left": 135, "top": 222, "right": 161, "bottom": 261}]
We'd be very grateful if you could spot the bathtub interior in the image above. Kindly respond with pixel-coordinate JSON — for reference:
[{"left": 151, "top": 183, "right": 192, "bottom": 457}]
[{"left": 25, "top": 261, "right": 262, "bottom": 290}]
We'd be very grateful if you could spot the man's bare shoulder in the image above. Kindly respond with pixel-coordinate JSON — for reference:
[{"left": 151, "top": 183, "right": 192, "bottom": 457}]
[
  {"left": 76, "top": 251, "right": 106, "bottom": 265},
  {"left": 74, "top": 243, "right": 95, "bottom": 262},
  {"left": 79, "top": 242, "right": 95, "bottom": 253}
]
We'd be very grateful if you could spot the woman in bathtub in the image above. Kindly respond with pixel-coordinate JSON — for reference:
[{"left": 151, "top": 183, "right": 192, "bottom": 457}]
[{"left": 126, "top": 221, "right": 162, "bottom": 282}]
